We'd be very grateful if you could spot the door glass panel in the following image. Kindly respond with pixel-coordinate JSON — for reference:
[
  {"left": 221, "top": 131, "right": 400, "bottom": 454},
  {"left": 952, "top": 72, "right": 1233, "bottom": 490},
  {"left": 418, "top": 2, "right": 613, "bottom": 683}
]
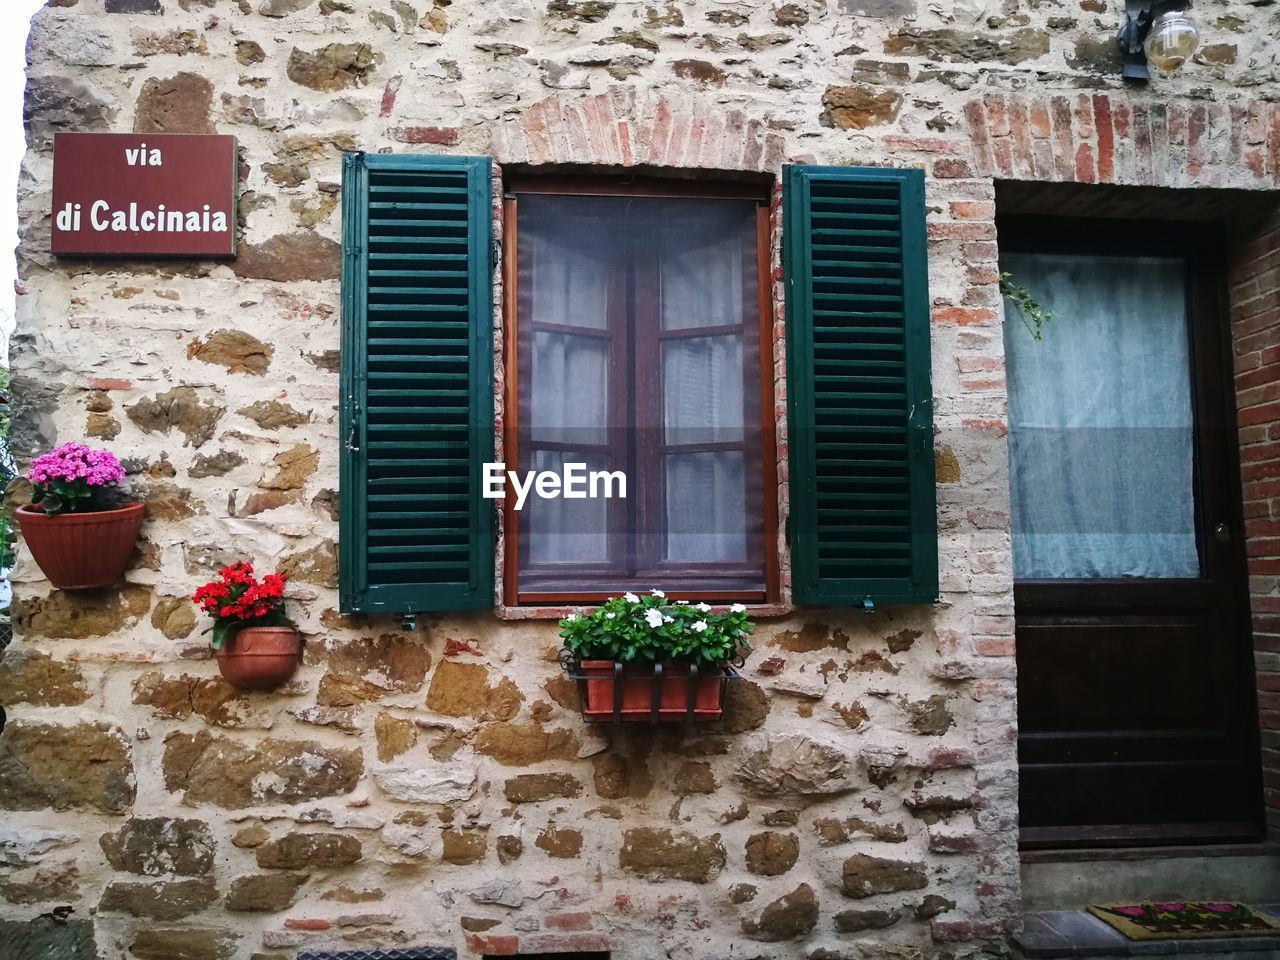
[{"left": 1002, "top": 252, "right": 1198, "bottom": 579}]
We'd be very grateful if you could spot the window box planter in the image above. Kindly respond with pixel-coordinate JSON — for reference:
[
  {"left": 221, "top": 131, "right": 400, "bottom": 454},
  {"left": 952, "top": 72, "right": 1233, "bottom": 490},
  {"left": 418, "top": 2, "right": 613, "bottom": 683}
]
[
  {"left": 215, "top": 626, "right": 302, "bottom": 691},
  {"left": 567, "top": 658, "right": 737, "bottom": 724},
  {"left": 16, "top": 502, "right": 144, "bottom": 590}
]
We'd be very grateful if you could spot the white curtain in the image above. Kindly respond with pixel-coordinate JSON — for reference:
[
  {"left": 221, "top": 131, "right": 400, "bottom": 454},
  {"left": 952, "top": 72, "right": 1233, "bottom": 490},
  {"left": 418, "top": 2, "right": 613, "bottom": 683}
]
[
  {"left": 1002, "top": 252, "right": 1199, "bottom": 580},
  {"left": 655, "top": 202, "right": 751, "bottom": 563},
  {"left": 522, "top": 199, "right": 614, "bottom": 566}
]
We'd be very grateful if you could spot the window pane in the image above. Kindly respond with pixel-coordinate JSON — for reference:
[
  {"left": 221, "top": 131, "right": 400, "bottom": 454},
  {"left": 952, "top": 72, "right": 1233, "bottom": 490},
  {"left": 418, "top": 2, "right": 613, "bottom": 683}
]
[
  {"left": 529, "top": 330, "right": 609, "bottom": 447},
  {"left": 1002, "top": 252, "right": 1198, "bottom": 579},
  {"left": 524, "top": 448, "right": 611, "bottom": 566},
  {"left": 657, "top": 204, "right": 751, "bottom": 330},
  {"left": 662, "top": 335, "right": 744, "bottom": 446},
  {"left": 664, "top": 451, "right": 748, "bottom": 563},
  {"left": 524, "top": 198, "right": 612, "bottom": 330}
]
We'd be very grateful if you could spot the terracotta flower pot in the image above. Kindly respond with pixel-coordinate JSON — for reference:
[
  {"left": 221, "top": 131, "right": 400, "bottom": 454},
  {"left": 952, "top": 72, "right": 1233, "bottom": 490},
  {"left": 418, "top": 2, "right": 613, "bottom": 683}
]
[
  {"left": 215, "top": 626, "right": 302, "bottom": 691},
  {"left": 579, "top": 659, "right": 727, "bottom": 722},
  {"left": 16, "top": 502, "right": 145, "bottom": 590}
]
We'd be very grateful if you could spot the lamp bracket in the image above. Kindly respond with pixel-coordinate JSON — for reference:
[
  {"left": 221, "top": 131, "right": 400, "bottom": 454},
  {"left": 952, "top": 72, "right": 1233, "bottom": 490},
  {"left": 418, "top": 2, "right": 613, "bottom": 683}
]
[{"left": 1118, "top": 0, "right": 1191, "bottom": 81}]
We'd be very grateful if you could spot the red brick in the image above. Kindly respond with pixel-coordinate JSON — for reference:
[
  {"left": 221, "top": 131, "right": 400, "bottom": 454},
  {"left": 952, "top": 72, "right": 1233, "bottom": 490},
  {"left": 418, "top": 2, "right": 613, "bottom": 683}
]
[
  {"left": 1094, "top": 95, "right": 1115, "bottom": 182},
  {"left": 521, "top": 934, "right": 611, "bottom": 953},
  {"left": 950, "top": 200, "right": 996, "bottom": 220},
  {"left": 1242, "top": 406, "right": 1280, "bottom": 432},
  {"left": 1074, "top": 143, "right": 1096, "bottom": 184},
  {"left": 284, "top": 919, "right": 331, "bottom": 931},
  {"left": 466, "top": 935, "right": 520, "bottom": 955},
  {"left": 1009, "top": 97, "right": 1034, "bottom": 176},
  {"left": 927, "top": 221, "right": 996, "bottom": 241},
  {"left": 883, "top": 135, "right": 964, "bottom": 154},
  {"left": 961, "top": 377, "right": 1005, "bottom": 391},
  {"left": 964, "top": 241, "right": 999, "bottom": 263},
  {"left": 962, "top": 418, "right": 1008, "bottom": 437},
  {"left": 1074, "top": 93, "right": 1094, "bottom": 139},
  {"left": 77, "top": 377, "right": 132, "bottom": 391},
  {"left": 1248, "top": 537, "right": 1280, "bottom": 558},
  {"left": 992, "top": 137, "right": 1014, "bottom": 177},
  {"left": 1247, "top": 519, "right": 1280, "bottom": 539},
  {"left": 985, "top": 95, "right": 1010, "bottom": 137},
  {"left": 976, "top": 639, "right": 1015, "bottom": 657},
  {"left": 1050, "top": 96, "right": 1074, "bottom": 180},
  {"left": 930, "top": 831, "right": 987, "bottom": 853},
  {"left": 932, "top": 158, "right": 975, "bottom": 178},
  {"left": 390, "top": 126, "right": 460, "bottom": 146},
  {"left": 544, "top": 912, "right": 593, "bottom": 932},
  {"left": 933, "top": 306, "right": 997, "bottom": 325},
  {"left": 379, "top": 75, "right": 401, "bottom": 118},
  {"left": 967, "top": 264, "right": 1000, "bottom": 285},
  {"left": 964, "top": 99, "right": 995, "bottom": 177},
  {"left": 1268, "top": 104, "right": 1280, "bottom": 181},
  {"left": 1187, "top": 103, "right": 1208, "bottom": 177},
  {"left": 1133, "top": 103, "right": 1153, "bottom": 184},
  {"left": 1029, "top": 99, "right": 1051, "bottom": 139}
]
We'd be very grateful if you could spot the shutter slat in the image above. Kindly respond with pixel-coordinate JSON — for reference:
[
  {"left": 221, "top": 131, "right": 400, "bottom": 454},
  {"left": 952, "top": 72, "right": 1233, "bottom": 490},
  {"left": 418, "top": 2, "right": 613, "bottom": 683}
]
[
  {"left": 340, "top": 153, "right": 494, "bottom": 613},
  {"left": 784, "top": 164, "right": 938, "bottom": 607}
]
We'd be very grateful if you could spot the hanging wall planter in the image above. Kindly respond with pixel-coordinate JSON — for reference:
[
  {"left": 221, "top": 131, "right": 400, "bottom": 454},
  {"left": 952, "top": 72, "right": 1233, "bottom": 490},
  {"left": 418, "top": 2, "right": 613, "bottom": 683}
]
[
  {"left": 215, "top": 625, "right": 303, "bottom": 691},
  {"left": 560, "top": 591, "right": 751, "bottom": 725},
  {"left": 571, "top": 659, "right": 736, "bottom": 723},
  {"left": 193, "top": 561, "right": 301, "bottom": 691},
  {"left": 16, "top": 443, "right": 141, "bottom": 589}
]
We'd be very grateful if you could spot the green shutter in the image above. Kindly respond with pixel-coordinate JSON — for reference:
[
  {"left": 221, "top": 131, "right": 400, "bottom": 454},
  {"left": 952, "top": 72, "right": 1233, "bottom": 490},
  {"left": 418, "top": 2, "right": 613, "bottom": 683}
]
[
  {"left": 339, "top": 153, "right": 494, "bottom": 613},
  {"left": 783, "top": 165, "right": 937, "bottom": 607}
]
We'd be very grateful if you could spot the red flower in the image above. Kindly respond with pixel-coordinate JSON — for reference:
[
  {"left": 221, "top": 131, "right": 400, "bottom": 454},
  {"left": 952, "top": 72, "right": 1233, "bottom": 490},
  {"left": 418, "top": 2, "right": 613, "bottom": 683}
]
[{"left": 193, "top": 563, "right": 290, "bottom": 628}]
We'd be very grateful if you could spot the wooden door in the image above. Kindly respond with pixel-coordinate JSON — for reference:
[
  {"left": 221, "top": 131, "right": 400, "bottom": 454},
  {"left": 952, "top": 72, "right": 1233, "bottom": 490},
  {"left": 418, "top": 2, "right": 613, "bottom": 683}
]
[{"left": 999, "top": 217, "right": 1263, "bottom": 848}]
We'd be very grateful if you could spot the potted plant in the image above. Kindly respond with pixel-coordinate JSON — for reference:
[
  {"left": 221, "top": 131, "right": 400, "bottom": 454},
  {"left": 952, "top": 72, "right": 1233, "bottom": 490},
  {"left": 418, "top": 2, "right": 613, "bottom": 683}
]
[
  {"left": 559, "top": 590, "right": 752, "bottom": 723},
  {"left": 193, "top": 561, "right": 300, "bottom": 690},
  {"left": 15, "top": 442, "right": 142, "bottom": 589}
]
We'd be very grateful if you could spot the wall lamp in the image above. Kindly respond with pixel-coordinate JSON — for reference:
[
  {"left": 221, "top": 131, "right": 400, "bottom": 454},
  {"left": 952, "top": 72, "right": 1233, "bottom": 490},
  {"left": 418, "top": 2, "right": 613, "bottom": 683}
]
[{"left": 1118, "top": 0, "right": 1200, "bottom": 80}]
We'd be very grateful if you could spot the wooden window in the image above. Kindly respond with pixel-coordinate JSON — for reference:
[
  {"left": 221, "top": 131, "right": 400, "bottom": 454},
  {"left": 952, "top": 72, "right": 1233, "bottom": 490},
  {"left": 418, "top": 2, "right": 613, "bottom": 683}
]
[{"left": 503, "top": 178, "right": 779, "bottom": 606}]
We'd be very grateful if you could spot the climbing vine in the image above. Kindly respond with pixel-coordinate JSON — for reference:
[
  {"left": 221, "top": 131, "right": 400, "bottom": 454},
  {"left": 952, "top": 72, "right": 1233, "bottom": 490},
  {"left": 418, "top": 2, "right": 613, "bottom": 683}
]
[{"left": 1000, "top": 271, "right": 1053, "bottom": 341}]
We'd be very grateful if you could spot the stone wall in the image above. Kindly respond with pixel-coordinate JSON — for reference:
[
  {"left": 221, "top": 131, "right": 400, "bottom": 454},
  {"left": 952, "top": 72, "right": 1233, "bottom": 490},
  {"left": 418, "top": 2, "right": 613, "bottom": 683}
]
[{"left": 3, "top": 1, "right": 1278, "bottom": 959}]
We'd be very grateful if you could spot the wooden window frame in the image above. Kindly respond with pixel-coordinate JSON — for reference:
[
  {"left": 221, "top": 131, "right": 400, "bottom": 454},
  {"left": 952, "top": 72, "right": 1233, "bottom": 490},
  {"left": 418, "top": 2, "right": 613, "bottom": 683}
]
[{"left": 502, "top": 176, "right": 780, "bottom": 607}]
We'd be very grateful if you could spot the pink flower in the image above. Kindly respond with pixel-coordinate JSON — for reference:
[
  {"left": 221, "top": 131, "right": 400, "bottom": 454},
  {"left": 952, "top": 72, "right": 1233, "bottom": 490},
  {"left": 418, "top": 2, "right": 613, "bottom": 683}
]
[
  {"left": 1114, "top": 906, "right": 1146, "bottom": 917},
  {"left": 1202, "top": 903, "right": 1237, "bottom": 913},
  {"left": 1155, "top": 903, "right": 1186, "bottom": 913},
  {"left": 27, "top": 443, "right": 125, "bottom": 488}
]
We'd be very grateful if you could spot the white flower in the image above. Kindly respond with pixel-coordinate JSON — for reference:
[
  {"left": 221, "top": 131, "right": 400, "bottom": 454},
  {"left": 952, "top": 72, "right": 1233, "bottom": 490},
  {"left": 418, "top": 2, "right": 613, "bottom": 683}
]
[
  {"left": 695, "top": 602, "right": 711, "bottom": 613},
  {"left": 605, "top": 612, "right": 616, "bottom": 619},
  {"left": 692, "top": 620, "right": 709, "bottom": 633},
  {"left": 623, "top": 592, "right": 640, "bottom": 603},
  {"left": 663, "top": 615, "right": 674, "bottom": 624},
  {"left": 651, "top": 588, "right": 666, "bottom": 598},
  {"left": 643, "top": 608, "right": 664, "bottom": 628},
  {"left": 565, "top": 613, "right": 579, "bottom": 622},
  {"left": 676, "top": 600, "right": 689, "bottom": 605},
  {"left": 729, "top": 603, "right": 747, "bottom": 613}
]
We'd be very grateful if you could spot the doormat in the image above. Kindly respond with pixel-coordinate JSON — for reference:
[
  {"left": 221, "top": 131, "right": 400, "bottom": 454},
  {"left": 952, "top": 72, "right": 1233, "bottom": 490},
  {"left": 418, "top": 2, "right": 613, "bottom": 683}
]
[
  {"left": 1087, "top": 902, "right": 1280, "bottom": 941},
  {"left": 298, "top": 950, "right": 456, "bottom": 960}
]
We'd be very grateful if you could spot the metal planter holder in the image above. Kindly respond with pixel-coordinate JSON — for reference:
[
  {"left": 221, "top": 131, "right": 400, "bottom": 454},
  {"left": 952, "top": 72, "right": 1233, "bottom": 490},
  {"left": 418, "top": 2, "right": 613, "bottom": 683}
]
[{"left": 561, "top": 653, "right": 740, "bottom": 725}]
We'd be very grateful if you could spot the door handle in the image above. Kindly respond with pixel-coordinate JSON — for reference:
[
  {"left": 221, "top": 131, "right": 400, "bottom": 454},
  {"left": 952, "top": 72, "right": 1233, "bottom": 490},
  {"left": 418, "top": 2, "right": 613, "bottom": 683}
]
[{"left": 1213, "top": 522, "right": 1230, "bottom": 543}]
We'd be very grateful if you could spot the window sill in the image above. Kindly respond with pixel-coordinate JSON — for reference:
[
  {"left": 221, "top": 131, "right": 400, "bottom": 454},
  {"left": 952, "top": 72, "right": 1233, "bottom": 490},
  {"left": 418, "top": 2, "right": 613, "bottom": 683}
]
[{"left": 494, "top": 602, "right": 795, "bottom": 621}]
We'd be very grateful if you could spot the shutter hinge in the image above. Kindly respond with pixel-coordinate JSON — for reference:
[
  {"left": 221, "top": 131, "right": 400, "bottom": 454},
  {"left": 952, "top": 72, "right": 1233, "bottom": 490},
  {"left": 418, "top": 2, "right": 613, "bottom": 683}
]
[
  {"left": 345, "top": 398, "right": 361, "bottom": 453},
  {"left": 863, "top": 598, "right": 875, "bottom": 614},
  {"left": 401, "top": 613, "right": 417, "bottom": 632},
  {"left": 347, "top": 244, "right": 362, "bottom": 259}
]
